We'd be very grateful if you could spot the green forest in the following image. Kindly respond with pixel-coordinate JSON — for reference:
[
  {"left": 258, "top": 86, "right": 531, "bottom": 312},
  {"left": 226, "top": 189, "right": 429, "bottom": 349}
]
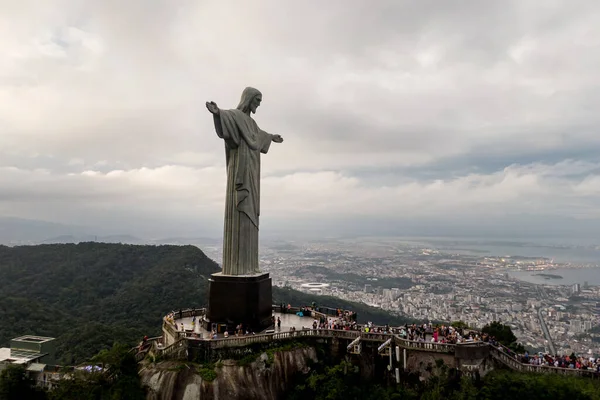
[
  {"left": 285, "top": 359, "right": 600, "bottom": 400},
  {"left": 0, "top": 242, "right": 410, "bottom": 364}
]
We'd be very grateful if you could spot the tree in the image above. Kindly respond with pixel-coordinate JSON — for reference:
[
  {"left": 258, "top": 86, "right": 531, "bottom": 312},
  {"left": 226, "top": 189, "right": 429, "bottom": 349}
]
[
  {"left": 478, "top": 370, "right": 600, "bottom": 400},
  {"left": 47, "top": 375, "right": 103, "bottom": 400},
  {"left": 49, "top": 343, "right": 145, "bottom": 400},
  {"left": 92, "top": 343, "right": 145, "bottom": 400},
  {"left": 481, "top": 321, "right": 525, "bottom": 353},
  {"left": 451, "top": 321, "right": 469, "bottom": 329},
  {"left": 0, "top": 365, "right": 47, "bottom": 400}
]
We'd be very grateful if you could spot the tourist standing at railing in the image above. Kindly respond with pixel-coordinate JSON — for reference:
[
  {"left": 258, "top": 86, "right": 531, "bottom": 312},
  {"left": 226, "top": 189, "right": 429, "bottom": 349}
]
[{"left": 524, "top": 353, "right": 600, "bottom": 371}]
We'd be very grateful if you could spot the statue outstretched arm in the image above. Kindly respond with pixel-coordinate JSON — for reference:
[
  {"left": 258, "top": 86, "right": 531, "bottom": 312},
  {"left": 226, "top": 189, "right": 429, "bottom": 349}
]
[
  {"left": 206, "top": 101, "right": 226, "bottom": 139},
  {"left": 271, "top": 134, "right": 284, "bottom": 143},
  {"left": 258, "top": 131, "right": 282, "bottom": 154},
  {"left": 205, "top": 101, "right": 219, "bottom": 115}
]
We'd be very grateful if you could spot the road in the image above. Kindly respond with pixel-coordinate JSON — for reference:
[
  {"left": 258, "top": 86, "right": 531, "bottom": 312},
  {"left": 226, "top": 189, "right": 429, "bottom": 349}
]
[{"left": 537, "top": 307, "right": 557, "bottom": 355}]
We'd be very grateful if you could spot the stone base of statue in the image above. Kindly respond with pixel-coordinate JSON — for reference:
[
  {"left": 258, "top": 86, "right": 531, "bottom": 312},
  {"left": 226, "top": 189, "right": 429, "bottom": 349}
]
[{"left": 206, "top": 272, "right": 272, "bottom": 333}]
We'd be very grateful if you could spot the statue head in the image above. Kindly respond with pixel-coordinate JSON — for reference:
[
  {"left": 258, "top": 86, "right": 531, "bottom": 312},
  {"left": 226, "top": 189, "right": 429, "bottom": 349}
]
[{"left": 237, "top": 87, "right": 262, "bottom": 114}]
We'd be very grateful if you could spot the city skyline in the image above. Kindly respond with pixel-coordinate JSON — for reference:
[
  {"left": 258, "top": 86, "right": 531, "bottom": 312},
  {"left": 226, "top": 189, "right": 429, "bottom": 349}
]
[{"left": 2, "top": 1, "right": 600, "bottom": 239}]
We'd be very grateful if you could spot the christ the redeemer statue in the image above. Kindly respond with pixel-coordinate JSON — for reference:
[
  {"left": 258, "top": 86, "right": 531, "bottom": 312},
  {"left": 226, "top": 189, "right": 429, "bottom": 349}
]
[{"left": 206, "top": 87, "right": 283, "bottom": 276}]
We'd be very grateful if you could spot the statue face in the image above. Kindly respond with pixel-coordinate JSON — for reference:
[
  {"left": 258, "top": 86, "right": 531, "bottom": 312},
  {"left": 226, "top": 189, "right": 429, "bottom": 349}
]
[{"left": 250, "top": 95, "right": 262, "bottom": 114}]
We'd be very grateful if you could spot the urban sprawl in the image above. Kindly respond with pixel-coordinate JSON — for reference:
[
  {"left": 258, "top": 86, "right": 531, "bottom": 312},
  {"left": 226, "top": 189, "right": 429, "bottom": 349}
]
[{"left": 203, "top": 237, "right": 600, "bottom": 357}]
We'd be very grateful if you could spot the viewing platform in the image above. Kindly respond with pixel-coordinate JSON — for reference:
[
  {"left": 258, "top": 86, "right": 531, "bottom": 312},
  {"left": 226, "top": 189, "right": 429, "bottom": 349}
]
[
  {"left": 159, "top": 305, "right": 344, "bottom": 349},
  {"left": 137, "top": 305, "right": 599, "bottom": 380}
]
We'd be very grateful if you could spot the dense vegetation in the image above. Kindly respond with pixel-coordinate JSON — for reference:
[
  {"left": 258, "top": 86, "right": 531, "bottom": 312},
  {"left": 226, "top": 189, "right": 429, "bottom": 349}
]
[
  {"left": 0, "top": 243, "right": 217, "bottom": 364},
  {"left": 286, "top": 358, "right": 600, "bottom": 400},
  {"left": 482, "top": 321, "right": 526, "bottom": 353},
  {"left": 0, "top": 365, "right": 47, "bottom": 400},
  {"left": 0, "top": 243, "right": 412, "bottom": 364}
]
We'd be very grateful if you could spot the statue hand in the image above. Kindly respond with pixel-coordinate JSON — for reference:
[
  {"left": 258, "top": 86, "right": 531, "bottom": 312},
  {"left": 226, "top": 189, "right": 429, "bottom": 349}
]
[
  {"left": 205, "top": 101, "right": 219, "bottom": 115},
  {"left": 272, "top": 134, "right": 284, "bottom": 143}
]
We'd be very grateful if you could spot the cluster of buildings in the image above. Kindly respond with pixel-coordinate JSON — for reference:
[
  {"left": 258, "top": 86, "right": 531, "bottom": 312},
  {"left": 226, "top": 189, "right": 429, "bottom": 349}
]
[
  {"left": 251, "top": 238, "right": 600, "bottom": 357},
  {"left": 0, "top": 335, "right": 62, "bottom": 388}
]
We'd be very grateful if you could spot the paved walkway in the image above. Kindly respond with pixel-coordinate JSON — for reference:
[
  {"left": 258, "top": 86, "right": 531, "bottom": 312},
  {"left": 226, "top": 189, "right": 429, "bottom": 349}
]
[{"left": 173, "top": 311, "right": 317, "bottom": 339}]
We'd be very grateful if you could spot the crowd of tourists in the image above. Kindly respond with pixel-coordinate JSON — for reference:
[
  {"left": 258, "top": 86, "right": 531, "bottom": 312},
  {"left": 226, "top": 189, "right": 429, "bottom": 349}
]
[
  {"left": 278, "top": 305, "right": 479, "bottom": 344},
  {"left": 354, "top": 322, "right": 485, "bottom": 345},
  {"left": 514, "top": 351, "right": 600, "bottom": 372},
  {"left": 309, "top": 306, "right": 359, "bottom": 330},
  {"left": 395, "top": 323, "right": 478, "bottom": 344},
  {"left": 164, "top": 306, "right": 598, "bottom": 374},
  {"left": 302, "top": 309, "right": 482, "bottom": 346},
  {"left": 473, "top": 332, "right": 600, "bottom": 373}
]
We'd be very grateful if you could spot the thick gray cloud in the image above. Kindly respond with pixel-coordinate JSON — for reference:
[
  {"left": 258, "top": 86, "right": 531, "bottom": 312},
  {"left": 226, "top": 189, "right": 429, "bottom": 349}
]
[{"left": 1, "top": 0, "right": 600, "bottom": 239}]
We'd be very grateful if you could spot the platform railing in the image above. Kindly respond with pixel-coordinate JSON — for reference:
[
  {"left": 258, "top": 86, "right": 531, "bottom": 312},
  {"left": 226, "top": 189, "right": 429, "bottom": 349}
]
[
  {"left": 396, "top": 337, "right": 456, "bottom": 352},
  {"left": 489, "top": 345, "right": 599, "bottom": 378},
  {"left": 154, "top": 328, "right": 598, "bottom": 378},
  {"left": 159, "top": 308, "right": 598, "bottom": 378},
  {"left": 184, "top": 328, "right": 457, "bottom": 351},
  {"left": 160, "top": 338, "right": 188, "bottom": 358}
]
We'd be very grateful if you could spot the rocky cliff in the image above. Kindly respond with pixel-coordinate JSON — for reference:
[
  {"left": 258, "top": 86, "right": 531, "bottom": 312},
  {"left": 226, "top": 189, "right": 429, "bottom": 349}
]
[{"left": 140, "top": 347, "right": 318, "bottom": 400}]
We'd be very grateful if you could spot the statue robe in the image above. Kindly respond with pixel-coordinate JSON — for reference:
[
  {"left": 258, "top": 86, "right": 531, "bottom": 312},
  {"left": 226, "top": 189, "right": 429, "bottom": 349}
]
[{"left": 213, "top": 109, "right": 272, "bottom": 275}]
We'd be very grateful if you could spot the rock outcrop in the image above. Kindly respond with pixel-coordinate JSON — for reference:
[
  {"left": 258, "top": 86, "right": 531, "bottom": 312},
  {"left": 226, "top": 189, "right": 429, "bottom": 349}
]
[{"left": 141, "top": 347, "right": 317, "bottom": 400}]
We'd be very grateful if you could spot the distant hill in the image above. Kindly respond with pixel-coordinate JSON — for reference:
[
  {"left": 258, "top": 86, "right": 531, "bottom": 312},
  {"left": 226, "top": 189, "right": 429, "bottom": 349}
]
[
  {"left": 153, "top": 237, "right": 222, "bottom": 246},
  {"left": 0, "top": 216, "right": 222, "bottom": 246},
  {"left": 40, "top": 234, "right": 145, "bottom": 244},
  {"left": 0, "top": 217, "right": 93, "bottom": 245},
  {"left": 0, "top": 243, "right": 410, "bottom": 364}
]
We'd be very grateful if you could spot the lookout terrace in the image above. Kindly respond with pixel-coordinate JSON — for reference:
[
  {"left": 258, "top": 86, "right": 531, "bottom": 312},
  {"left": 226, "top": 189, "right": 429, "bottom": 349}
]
[{"left": 136, "top": 304, "right": 599, "bottom": 381}]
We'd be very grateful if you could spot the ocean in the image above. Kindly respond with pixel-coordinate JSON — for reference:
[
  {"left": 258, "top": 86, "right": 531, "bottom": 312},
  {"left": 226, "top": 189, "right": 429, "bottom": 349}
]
[
  {"left": 396, "top": 236, "right": 600, "bottom": 265},
  {"left": 394, "top": 236, "right": 600, "bottom": 286}
]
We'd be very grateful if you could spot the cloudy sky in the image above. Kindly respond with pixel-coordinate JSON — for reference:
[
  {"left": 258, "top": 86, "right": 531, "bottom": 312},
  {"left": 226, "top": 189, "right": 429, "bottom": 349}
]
[{"left": 2, "top": 0, "right": 600, "bottom": 240}]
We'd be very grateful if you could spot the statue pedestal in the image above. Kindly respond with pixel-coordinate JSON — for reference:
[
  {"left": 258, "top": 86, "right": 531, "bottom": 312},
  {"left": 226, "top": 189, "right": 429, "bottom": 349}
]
[{"left": 206, "top": 272, "right": 272, "bottom": 333}]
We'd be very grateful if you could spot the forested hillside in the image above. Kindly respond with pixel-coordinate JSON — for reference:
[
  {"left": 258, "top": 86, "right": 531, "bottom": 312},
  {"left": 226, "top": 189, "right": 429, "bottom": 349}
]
[
  {"left": 0, "top": 243, "right": 219, "bottom": 364},
  {"left": 0, "top": 243, "right": 411, "bottom": 364}
]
